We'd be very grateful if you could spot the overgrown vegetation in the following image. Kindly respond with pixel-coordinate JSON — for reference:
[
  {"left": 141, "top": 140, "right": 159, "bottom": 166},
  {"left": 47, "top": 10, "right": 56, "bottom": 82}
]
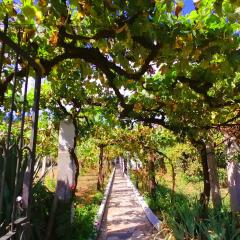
[
  {"left": 39, "top": 167, "right": 104, "bottom": 240},
  {"left": 72, "top": 191, "right": 103, "bottom": 240},
  {"left": 31, "top": 183, "right": 54, "bottom": 239},
  {"left": 146, "top": 184, "right": 239, "bottom": 239},
  {"left": 130, "top": 154, "right": 239, "bottom": 239}
]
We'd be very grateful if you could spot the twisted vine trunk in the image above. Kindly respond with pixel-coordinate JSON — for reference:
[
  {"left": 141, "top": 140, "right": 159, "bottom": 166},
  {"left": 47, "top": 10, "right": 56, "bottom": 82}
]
[
  {"left": 191, "top": 139, "right": 210, "bottom": 216},
  {"left": 169, "top": 161, "right": 176, "bottom": 202},
  {"left": 123, "top": 158, "right": 128, "bottom": 175},
  {"left": 148, "top": 151, "right": 157, "bottom": 199},
  {"left": 97, "top": 145, "right": 104, "bottom": 191},
  {"left": 159, "top": 156, "right": 167, "bottom": 174}
]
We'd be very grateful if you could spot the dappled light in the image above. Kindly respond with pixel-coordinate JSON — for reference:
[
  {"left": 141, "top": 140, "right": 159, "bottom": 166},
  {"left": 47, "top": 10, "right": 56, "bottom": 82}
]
[{"left": 0, "top": 0, "right": 240, "bottom": 239}]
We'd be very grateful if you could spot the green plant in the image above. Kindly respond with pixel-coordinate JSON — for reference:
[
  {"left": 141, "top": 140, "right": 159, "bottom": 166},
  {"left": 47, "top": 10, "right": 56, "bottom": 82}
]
[
  {"left": 0, "top": 142, "right": 28, "bottom": 226},
  {"left": 70, "top": 190, "right": 104, "bottom": 240},
  {"left": 92, "top": 191, "right": 103, "bottom": 205},
  {"left": 71, "top": 204, "right": 98, "bottom": 240},
  {"left": 144, "top": 183, "right": 240, "bottom": 240},
  {"left": 44, "top": 175, "right": 57, "bottom": 192},
  {"left": 218, "top": 168, "right": 228, "bottom": 188},
  {"left": 31, "top": 183, "right": 54, "bottom": 239}
]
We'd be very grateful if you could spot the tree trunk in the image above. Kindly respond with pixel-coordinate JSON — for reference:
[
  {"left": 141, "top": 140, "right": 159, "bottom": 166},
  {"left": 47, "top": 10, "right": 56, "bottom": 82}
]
[
  {"left": 206, "top": 142, "right": 222, "bottom": 210},
  {"left": 107, "top": 158, "right": 111, "bottom": 173},
  {"left": 135, "top": 162, "right": 139, "bottom": 189},
  {"left": 97, "top": 145, "right": 104, "bottom": 191},
  {"left": 159, "top": 156, "right": 167, "bottom": 174},
  {"left": 124, "top": 158, "right": 128, "bottom": 175},
  {"left": 199, "top": 142, "right": 210, "bottom": 209},
  {"left": 149, "top": 152, "right": 157, "bottom": 199},
  {"left": 225, "top": 133, "right": 240, "bottom": 212},
  {"left": 144, "top": 169, "right": 149, "bottom": 192},
  {"left": 169, "top": 160, "right": 176, "bottom": 202},
  {"left": 191, "top": 139, "right": 210, "bottom": 216},
  {"left": 136, "top": 172, "right": 139, "bottom": 189},
  {"left": 69, "top": 147, "right": 79, "bottom": 194},
  {"left": 46, "top": 119, "right": 77, "bottom": 240}
]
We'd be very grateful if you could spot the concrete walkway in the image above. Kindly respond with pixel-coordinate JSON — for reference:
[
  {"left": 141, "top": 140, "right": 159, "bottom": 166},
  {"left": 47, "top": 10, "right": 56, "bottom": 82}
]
[{"left": 98, "top": 168, "right": 158, "bottom": 240}]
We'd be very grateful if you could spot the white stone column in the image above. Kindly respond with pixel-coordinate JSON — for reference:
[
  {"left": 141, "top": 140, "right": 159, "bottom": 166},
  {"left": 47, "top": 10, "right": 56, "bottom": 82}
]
[
  {"left": 225, "top": 134, "right": 240, "bottom": 212},
  {"left": 55, "top": 119, "right": 76, "bottom": 201}
]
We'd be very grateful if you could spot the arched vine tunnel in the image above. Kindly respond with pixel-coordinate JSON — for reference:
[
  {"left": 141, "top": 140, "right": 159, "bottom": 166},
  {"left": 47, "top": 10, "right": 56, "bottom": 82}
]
[{"left": 0, "top": 0, "right": 240, "bottom": 239}]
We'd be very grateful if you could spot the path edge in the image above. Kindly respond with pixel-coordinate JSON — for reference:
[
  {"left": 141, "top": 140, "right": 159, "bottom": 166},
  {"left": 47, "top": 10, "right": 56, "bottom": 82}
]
[
  {"left": 93, "top": 167, "right": 116, "bottom": 234},
  {"left": 124, "top": 173, "right": 161, "bottom": 231}
]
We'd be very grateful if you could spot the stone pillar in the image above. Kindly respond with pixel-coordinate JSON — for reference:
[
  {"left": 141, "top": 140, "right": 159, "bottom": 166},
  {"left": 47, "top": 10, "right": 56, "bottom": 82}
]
[
  {"left": 46, "top": 119, "right": 77, "bottom": 240},
  {"left": 206, "top": 142, "right": 221, "bottom": 209},
  {"left": 56, "top": 119, "right": 76, "bottom": 201},
  {"left": 120, "top": 157, "right": 124, "bottom": 174},
  {"left": 227, "top": 161, "right": 240, "bottom": 212},
  {"left": 225, "top": 134, "right": 240, "bottom": 212}
]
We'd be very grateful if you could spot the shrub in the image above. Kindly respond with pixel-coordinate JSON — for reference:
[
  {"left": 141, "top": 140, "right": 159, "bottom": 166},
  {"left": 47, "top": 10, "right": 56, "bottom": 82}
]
[
  {"left": 92, "top": 191, "right": 103, "bottom": 205},
  {"left": 71, "top": 204, "right": 98, "bottom": 240},
  {"left": 31, "top": 183, "right": 54, "bottom": 239},
  {"left": 147, "top": 185, "right": 240, "bottom": 240}
]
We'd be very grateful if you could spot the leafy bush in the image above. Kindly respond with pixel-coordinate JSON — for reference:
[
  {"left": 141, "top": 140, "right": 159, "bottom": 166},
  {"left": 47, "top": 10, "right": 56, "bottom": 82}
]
[
  {"left": 44, "top": 175, "right": 57, "bottom": 192},
  {"left": 146, "top": 185, "right": 240, "bottom": 240},
  {"left": 0, "top": 142, "right": 28, "bottom": 230},
  {"left": 70, "top": 190, "right": 103, "bottom": 240},
  {"left": 164, "top": 204, "right": 240, "bottom": 240},
  {"left": 218, "top": 168, "right": 228, "bottom": 188},
  {"left": 31, "top": 182, "right": 54, "bottom": 239},
  {"left": 92, "top": 191, "right": 103, "bottom": 205},
  {"left": 71, "top": 204, "right": 98, "bottom": 240},
  {"left": 181, "top": 162, "right": 203, "bottom": 183}
]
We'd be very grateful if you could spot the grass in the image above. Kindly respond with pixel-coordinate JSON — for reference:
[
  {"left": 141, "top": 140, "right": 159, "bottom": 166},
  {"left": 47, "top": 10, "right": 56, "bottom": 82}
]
[
  {"left": 71, "top": 167, "right": 109, "bottom": 240},
  {"left": 130, "top": 166, "right": 237, "bottom": 240},
  {"left": 71, "top": 195, "right": 102, "bottom": 240},
  {"left": 43, "top": 165, "right": 111, "bottom": 240},
  {"left": 144, "top": 183, "right": 240, "bottom": 240}
]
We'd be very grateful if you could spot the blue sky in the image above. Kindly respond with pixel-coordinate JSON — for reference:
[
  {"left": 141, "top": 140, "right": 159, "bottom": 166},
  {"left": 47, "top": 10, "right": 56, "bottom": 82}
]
[{"left": 182, "top": 0, "right": 195, "bottom": 15}]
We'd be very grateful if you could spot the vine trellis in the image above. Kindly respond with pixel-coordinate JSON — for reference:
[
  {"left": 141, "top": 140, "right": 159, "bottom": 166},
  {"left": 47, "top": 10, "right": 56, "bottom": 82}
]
[{"left": 0, "top": 16, "right": 42, "bottom": 240}]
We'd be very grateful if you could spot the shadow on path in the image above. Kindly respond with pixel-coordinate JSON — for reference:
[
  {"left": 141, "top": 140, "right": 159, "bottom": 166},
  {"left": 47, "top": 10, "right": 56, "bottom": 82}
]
[{"left": 98, "top": 168, "right": 158, "bottom": 240}]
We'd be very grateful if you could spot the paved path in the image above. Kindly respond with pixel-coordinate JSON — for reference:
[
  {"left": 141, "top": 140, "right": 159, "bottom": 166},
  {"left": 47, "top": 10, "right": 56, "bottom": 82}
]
[{"left": 98, "top": 168, "right": 158, "bottom": 240}]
